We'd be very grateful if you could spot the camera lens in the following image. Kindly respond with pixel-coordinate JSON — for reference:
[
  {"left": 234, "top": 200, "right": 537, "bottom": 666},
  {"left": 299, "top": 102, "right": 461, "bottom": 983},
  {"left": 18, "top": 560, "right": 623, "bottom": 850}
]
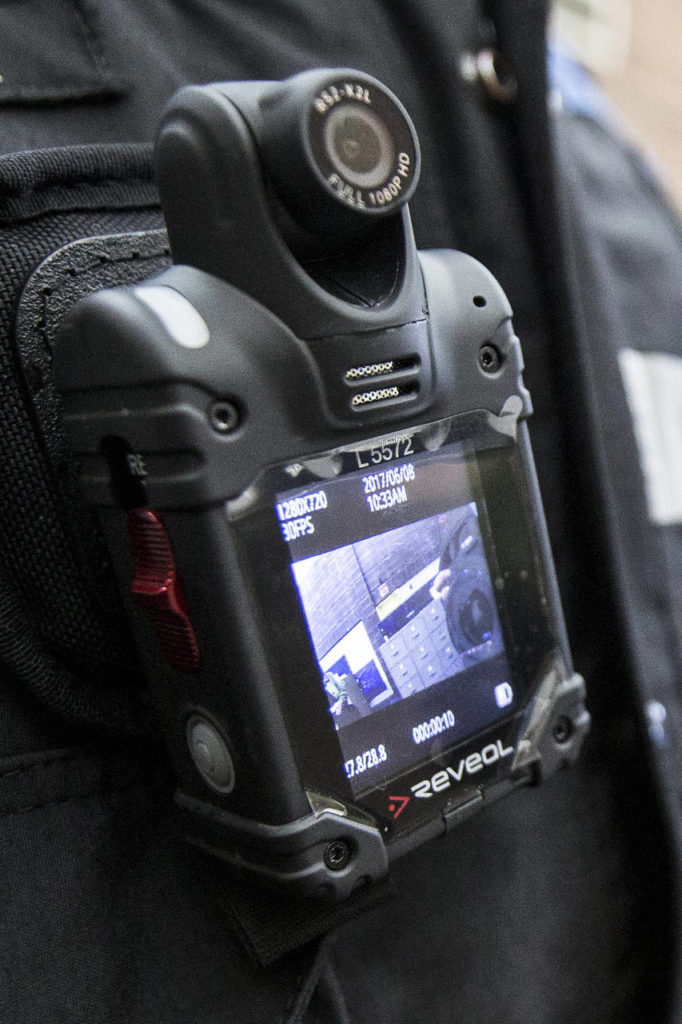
[
  {"left": 254, "top": 69, "right": 420, "bottom": 238},
  {"left": 445, "top": 563, "right": 497, "bottom": 659},
  {"left": 457, "top": 585, "right": 495, "bottom": 648},
  {"left": 323, "top": 105, "right": 395, "bottom": 189},
  {"left": 299, "top": 72, "right": 420, "bottom": 219}
]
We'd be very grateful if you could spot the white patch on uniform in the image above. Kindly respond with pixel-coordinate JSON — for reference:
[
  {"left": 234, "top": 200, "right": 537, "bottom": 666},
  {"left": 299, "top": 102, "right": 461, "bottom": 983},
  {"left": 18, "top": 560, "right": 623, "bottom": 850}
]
[{"left": 619, "top": 348, "right": 682, "bottom": 525}]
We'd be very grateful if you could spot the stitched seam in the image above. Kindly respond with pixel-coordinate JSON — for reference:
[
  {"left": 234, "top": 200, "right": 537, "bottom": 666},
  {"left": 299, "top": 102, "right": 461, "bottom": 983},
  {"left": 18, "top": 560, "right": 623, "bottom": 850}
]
[
  {"left": 2, "top": 177, "right": 155, "bottom": 199},
  {"left": 0, "top": 1, "right": 119, "bottom": 104},
  {"left": 70, "top": 0, "right": 114, "bottom": 79},
  {"left": 37, "top": 245, "right": 170, "bottom": 335},
  {"left": 0, "top": 749, "right": 83, "bottom": 782},
  {"left": 3, "top": 778, "right": 149, "bottom": 817},
  {"left": 53, "top": 246, "right": 168, "bottom": 284},
  {"left": 43, "top": 247, "right": 169, "bottom": 290},
  {"left": 1, "top": 83, "right": 110, "bottom": 98}
]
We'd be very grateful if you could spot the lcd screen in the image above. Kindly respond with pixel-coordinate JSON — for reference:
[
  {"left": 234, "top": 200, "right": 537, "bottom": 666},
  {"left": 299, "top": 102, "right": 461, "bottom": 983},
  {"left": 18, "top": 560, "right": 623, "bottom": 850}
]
[{"left": 275, "top": 443, "right": 516, "bottom": 794}]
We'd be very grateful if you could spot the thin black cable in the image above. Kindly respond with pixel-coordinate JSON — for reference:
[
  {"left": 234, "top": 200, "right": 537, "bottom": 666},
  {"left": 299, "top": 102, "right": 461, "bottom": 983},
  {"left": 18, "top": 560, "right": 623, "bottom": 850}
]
[{"left": 282, "top": 937, "right": 333, "bottom": 1024}]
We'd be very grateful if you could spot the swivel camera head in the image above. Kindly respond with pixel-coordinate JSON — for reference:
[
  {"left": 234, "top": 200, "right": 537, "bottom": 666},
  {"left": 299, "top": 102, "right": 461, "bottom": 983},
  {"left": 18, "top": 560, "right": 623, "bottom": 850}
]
[
  {"left": 155, "top": 69, "right": 425, "bottom": 338},
  {"left": 256, "top": 69, "right": 420, "bottom": 235}
]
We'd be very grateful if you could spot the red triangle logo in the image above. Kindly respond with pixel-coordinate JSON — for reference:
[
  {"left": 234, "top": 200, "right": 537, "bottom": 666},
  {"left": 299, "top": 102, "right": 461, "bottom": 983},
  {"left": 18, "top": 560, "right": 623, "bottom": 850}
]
[{"left": 388, "top": 794, "right": 410, "bottom": 819}]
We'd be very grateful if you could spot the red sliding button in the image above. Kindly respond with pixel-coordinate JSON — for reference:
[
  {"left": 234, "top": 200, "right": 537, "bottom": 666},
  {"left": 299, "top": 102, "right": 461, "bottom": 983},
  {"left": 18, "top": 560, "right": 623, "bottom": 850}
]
[{"left": 127, "top": 509, "right": 200, "bottom": 672}]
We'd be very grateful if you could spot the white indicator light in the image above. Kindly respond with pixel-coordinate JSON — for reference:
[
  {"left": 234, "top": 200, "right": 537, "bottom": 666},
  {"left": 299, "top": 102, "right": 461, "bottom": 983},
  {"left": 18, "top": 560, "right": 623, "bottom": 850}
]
[
  {"left": 135, "top": 285, "right": 210, "bottom": 349},
  {"left": 494, "top": 682, "right": 513, "bottom": 708}
]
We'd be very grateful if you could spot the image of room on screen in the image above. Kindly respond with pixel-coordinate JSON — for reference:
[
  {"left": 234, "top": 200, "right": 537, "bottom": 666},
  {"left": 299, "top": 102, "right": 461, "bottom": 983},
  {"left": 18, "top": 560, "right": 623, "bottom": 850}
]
[{"left": 290, "top": 501, "right": 505, "bottom": 729}]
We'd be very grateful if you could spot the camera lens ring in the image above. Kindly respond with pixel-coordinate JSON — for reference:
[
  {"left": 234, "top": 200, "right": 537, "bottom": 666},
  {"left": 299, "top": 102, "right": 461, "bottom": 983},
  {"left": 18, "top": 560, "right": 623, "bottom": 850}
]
[{"left": 306, "top": 74, "right": 419, "bottom": 215}]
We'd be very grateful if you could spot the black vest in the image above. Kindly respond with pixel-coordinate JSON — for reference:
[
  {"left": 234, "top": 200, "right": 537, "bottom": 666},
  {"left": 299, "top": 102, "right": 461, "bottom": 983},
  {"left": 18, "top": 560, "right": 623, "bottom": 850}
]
[{"left": 0, "top": 2, "right": 679, "bottom": 1020}]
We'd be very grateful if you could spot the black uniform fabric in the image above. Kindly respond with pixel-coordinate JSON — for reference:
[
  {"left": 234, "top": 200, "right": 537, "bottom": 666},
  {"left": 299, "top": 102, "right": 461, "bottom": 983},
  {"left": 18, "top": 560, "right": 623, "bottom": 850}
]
[{"left": 0, "top": 1, "right": 680, "bottom": 1021}]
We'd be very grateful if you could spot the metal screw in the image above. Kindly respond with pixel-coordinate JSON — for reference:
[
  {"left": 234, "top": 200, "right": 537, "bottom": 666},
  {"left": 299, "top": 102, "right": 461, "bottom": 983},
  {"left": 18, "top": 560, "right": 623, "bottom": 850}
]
[
  {"left": 209, "top": 400, "right": 240, "bottom": 433},
  {"left": 324, "top": 839, "right": 351, "bottom": 872},
  {"left": 478, "top": 344, "right": 501, "bottom": 374},
  {"left": 552, "top": 716, "right": 574, "bottom": 745}
]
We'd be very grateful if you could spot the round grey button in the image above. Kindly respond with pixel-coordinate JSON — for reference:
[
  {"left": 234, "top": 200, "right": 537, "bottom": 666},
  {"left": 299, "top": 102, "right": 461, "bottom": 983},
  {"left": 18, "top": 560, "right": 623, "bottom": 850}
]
[{"left": 186, "top": 715, "right": 235, "bottom": 794}]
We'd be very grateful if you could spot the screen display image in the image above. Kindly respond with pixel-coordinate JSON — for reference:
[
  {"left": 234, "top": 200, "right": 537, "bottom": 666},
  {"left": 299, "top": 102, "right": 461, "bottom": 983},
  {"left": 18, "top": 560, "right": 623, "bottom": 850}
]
[{"left": 275, "top": 444, "right": 517, "bottom": 794}]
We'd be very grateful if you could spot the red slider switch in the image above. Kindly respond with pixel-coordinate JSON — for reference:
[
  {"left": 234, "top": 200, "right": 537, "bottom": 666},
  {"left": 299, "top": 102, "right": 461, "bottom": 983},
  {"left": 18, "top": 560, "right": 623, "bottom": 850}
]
[{"left": 127, "top": 509, "right": 200, "bottom": 672}]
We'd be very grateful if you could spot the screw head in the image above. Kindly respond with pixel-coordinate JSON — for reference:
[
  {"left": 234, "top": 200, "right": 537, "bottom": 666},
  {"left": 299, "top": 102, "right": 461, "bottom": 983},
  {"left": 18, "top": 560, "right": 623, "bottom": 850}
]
[
  {"left": 324, "top": 839, "right": 352, "bottom": 872},
  {"left": 209, "top": 400, "right": 240, "bottom": 433},
  {"left": 552, "top": 716, "right": 574, "bottom": 745},
  {"left": 478, "top": 344, "right": 502, "bottom": 374}
]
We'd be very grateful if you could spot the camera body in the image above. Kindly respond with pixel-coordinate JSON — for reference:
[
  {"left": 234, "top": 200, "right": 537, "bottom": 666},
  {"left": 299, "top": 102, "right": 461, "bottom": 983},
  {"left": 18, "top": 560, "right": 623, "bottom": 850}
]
[{"left": 55, "top": 70, "right": 589, "bottom": 899}]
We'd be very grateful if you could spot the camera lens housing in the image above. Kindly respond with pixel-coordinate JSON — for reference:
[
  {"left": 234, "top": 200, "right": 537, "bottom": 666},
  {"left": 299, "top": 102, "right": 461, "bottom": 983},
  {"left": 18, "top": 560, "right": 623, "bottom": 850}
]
[{"left": 259, "top": 69, "right": 420, "bottom": 235}]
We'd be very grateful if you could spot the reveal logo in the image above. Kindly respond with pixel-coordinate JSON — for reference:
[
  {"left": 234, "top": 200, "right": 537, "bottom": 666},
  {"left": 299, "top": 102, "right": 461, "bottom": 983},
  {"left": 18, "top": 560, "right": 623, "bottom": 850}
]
[{"left": 411, "top": 738, "right": 514, "bottom": 799}]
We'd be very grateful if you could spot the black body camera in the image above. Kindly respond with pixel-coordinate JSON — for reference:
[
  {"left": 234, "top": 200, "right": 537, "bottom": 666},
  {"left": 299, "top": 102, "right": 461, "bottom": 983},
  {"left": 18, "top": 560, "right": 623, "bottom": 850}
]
[{"left": 55, "top": 69, "right": 589, "bottom": 900}]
